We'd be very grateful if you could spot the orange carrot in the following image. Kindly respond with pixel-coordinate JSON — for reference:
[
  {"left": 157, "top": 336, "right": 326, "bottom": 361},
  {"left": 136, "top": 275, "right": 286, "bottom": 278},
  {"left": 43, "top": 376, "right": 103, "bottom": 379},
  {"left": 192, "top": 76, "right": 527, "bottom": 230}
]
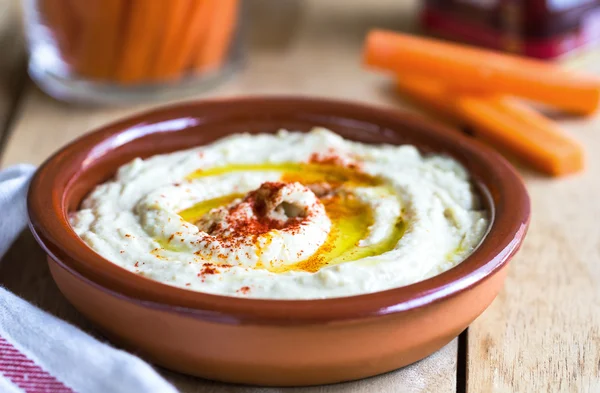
[
  {"left": 458, "top": 96, "right": 585, "bottom": 175},
  {"left": 395, "top": 77, "right": 585, "bottom": 176},
  {"left": 395, "top": 77, "right": 461, "bottom": 122},
  {"left": 114, "top": 0, "right": 169, "bottom": 83},
  {"left": 149, "top": 0, "right": 191, "bottom": 81},
  {"left": 193, "top": 0, "right": 239, "bottom": 72},
  {"left": 158, "top": 0, "right": 213, "bottom": 81},
  {"left": 366, "top": 30, "right": 600, "bottom": 115},
  {"left": 38, "top": 0, "right": 78, "bottom": 63},
  {"left": 72, "top": 0, "right": 124, "bottom": 80},
  {"left": 39, "top": 0, "right": 240, "bottom": 85}
]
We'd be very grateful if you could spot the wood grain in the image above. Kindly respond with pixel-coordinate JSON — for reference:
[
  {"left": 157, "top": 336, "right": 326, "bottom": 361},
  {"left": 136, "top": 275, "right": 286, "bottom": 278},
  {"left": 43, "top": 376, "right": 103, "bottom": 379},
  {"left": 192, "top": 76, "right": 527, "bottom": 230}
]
[
  {"left": 466, "top": 118, "right": 600, "bottom": 393},
  {"left": 0, "top": 1, "right": 460, "bottom": 392},
  {"left": 464, "top": 52, "right": 600, "bottom": 393}
]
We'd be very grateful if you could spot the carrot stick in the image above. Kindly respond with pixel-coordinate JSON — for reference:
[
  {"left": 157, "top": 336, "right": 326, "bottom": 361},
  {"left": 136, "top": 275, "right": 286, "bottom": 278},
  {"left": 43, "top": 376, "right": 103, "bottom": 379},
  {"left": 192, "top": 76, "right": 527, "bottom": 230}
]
[
  {"left": 38, "top": 0, "right": 78, "bottom": 63},
  {"left": 71, "top": 0, "right": 125, "bottom": 80},
  {"left": 114, "top": 0, "right": 169, "bottom": 84},
  {"left": 156, "top": 0, "right": 212, "bottom": 81},
  {"left": 149, "top": 0, "right": 191, "bottom": 81},
  {"left": 395, "top": 77, "right": 585, "bottom": 176},
  {"left": 458, "top": 96, "right": 585, "bottom": 175},
  {"left": 366, "top": 30, "right": 600, "bottom": 115},
  {"left": 193, "top": 0, "right": 239, "bottom": 73},
  {"left": 395, "top": 77, "right": 461, "bottom": 122}
]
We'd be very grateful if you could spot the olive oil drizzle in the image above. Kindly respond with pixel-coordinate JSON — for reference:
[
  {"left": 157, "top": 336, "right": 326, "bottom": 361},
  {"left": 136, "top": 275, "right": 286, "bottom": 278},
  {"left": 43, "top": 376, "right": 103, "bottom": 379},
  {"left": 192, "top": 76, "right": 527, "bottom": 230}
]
[{"left": 177, "top": 163, "right": 405, "bottom": 273}]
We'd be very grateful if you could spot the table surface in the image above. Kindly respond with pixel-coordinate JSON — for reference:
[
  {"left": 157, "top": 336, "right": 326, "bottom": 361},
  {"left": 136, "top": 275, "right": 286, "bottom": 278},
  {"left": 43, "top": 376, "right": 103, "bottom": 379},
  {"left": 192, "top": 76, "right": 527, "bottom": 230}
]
[{"left": 1, "top": 1, "right": 599, "bottom": 392}]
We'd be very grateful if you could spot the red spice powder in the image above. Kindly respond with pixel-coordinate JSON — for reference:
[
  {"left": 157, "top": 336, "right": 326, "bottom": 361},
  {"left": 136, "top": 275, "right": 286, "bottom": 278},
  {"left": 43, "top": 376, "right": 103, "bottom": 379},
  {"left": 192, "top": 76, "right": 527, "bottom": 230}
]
[
  {"left": 309, "top": 148, "right": 360, "bottom": 168},
  {"left": 188, "top": 172, "right": 369, "bottom": 273},
  {"left": 309, "top": 152, "right": 346, "bottom": 167},
  {"left": 203, "top": 182, "right": 313, "bottom": 254},
  {"left": 198, "top": 263, "right": 218, "bottom": 276},
  {"left": 236, "top": 286, "right": 251, "bottom": 295}
]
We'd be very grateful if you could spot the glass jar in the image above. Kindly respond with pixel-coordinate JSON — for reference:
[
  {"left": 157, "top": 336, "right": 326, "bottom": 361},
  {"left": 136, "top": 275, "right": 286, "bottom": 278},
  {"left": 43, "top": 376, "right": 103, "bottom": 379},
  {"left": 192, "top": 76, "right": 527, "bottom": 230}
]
[
  {"left": 23, "top": 0, "right": 244, "bottom": 104},
  {"left": 421, "top": 0, "right": 600, "bottom": 60}
]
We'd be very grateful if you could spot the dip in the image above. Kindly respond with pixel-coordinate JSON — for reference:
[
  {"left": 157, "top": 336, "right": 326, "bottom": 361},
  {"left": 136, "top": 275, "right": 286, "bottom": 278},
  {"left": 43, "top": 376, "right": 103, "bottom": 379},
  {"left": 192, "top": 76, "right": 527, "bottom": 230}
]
[{"left": 70, "top": 128, "right": 489, "bottom": 299}]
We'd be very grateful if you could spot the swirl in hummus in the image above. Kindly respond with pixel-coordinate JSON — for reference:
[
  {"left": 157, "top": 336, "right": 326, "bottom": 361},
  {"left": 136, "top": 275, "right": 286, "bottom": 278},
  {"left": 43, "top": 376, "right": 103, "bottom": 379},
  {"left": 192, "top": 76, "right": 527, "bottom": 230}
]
[{"left": 70, "top": 128, "right": 489, "bottom": 299}]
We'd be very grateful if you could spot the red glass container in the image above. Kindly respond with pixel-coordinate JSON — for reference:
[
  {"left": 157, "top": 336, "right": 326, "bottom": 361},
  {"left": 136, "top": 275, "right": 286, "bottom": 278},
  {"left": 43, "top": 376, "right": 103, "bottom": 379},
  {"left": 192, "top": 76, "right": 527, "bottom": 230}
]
[{"left": 422, "top": 0, "right": 600, "bottom": 59}]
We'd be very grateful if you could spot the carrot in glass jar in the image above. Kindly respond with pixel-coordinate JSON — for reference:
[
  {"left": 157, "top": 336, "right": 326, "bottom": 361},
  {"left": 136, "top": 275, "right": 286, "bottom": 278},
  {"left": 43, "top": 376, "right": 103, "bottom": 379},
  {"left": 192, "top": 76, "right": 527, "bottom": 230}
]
[
  {"left": 38, "top": 0, "right": 78, "bottom": 64},
  {"left": 36, "top": 0, "right": 239, "bottom": 84},
  {"left": 114, "top": 0, "right": 169, "bottom": 84},
  {"left": 193, "top": 0, "right": 239, "bottom": 73},
  {"left": 71, "top": 0, "right": 125, "bottom": 80},
  {"left": 149, "top": 0, "right": 191, "bottom": 81},
  {"left": 158, "top": 0, "right": 213, "bottom": 81}
]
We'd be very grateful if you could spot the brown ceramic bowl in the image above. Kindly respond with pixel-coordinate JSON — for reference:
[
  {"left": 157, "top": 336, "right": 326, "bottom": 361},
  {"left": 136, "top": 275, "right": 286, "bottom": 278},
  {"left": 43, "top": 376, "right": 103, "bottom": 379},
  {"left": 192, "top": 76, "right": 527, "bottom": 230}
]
[{"left": 28, "top": 97, "right": 530, "bottom": 386}]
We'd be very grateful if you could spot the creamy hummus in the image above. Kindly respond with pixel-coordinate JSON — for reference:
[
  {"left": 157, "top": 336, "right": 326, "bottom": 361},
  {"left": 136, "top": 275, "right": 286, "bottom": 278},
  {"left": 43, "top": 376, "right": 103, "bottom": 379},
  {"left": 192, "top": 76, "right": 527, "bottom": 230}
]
[{"left": 70, "top": 128, "right": 488, "bottom": 299}]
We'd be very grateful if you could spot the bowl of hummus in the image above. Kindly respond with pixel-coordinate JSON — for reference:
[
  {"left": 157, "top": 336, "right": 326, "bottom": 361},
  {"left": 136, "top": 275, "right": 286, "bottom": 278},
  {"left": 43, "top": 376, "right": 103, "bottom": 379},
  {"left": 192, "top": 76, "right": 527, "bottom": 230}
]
[{"left": 28, "top": 97, "right": 530, "bottom": 386}]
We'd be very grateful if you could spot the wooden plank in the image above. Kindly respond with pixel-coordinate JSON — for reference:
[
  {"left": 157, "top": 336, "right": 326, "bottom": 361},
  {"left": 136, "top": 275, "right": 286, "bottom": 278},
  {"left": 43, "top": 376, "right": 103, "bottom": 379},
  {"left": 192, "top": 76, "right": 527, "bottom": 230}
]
[
  {"left": 0, "top": 0, "right": 26, "bottom": 148},
  {"left": 466, "top": 121, "right": 600, "bottom": 393},
  {"left": 466, "top": 54, "right": 600, "bottom": 392},
  {"left": 0, "top": 1, "right": 459, "bottom": 392}
]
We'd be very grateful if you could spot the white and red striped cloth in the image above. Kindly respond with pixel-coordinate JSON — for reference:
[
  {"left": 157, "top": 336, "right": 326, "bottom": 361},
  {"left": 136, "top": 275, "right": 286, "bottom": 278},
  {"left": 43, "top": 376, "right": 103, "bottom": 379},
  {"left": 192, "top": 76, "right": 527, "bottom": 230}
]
[{"left": 0, "top": 165, "right": 178, "bottom": 393}]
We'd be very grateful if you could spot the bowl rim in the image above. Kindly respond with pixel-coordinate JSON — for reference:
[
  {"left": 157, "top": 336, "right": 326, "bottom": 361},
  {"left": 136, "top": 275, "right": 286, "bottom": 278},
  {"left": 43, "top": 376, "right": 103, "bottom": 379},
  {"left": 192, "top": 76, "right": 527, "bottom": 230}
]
[{"left": 27, "top": 96, "right": 530, "bottom": 325}]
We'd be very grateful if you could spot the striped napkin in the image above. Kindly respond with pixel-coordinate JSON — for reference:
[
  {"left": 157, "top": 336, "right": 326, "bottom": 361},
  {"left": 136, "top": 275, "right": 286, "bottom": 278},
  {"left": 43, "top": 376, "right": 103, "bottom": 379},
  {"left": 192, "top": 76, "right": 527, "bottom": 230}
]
[{"left": 0, "top": 165, "right": 178, "bottom": 393}]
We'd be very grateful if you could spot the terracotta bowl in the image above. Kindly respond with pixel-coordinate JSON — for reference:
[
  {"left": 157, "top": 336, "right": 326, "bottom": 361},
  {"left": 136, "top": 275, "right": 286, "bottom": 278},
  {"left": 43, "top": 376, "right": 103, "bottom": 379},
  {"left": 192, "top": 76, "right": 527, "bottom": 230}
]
[{"left": 28, "top": 97, "right": 530, "bottom": 386}]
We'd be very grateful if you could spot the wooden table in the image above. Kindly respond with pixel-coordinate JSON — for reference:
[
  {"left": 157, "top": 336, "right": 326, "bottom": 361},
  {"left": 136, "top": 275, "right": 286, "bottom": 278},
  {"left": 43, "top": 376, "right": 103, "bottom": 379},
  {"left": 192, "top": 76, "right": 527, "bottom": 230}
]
[{"left": 1, "top": 1, "right": 599, "bottom": 392}]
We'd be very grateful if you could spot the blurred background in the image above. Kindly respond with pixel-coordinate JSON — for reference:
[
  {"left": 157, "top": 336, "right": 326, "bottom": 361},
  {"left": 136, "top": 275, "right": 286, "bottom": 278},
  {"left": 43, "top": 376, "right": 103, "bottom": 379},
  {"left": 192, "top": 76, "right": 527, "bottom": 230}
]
[{"left": 2, "top": 0, "right": 599, "bottom": 106}]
